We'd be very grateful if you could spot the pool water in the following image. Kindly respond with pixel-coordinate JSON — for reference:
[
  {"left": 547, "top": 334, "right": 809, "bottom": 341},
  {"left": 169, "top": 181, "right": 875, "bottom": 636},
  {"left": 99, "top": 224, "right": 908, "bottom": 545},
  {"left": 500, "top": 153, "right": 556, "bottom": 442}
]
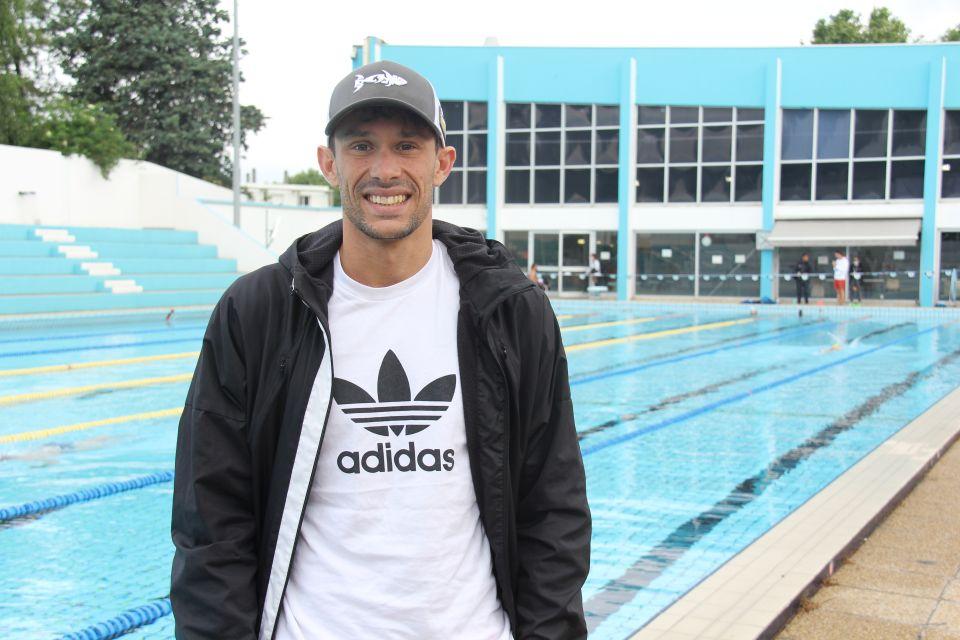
[{"left": 1, "top": 304, "right": 958, "bottom": 639}]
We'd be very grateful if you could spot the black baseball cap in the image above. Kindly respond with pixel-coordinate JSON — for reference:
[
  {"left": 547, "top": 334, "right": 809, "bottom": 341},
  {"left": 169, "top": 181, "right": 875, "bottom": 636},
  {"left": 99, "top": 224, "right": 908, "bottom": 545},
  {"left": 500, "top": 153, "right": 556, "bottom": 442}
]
[{"left": 325, "top": 60, "right": 446, "bottom": 146}]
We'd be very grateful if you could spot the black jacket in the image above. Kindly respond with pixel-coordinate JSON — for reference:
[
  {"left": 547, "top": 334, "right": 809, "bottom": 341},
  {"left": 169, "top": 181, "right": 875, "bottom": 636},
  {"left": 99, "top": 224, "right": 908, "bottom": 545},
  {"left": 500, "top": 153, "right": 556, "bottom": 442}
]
[{"left": 171, "top": 219, "right": 591, "bottom": 639}]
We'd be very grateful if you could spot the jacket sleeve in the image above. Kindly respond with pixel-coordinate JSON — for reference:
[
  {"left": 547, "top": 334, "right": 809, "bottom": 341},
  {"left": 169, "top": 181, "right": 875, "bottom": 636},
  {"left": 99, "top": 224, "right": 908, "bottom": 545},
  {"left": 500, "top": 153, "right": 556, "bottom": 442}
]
[
  {"left": 171, "top": 295, "right": 259, "bottom": 639},
  {"left": 515, "top": 293, "right": 591, "bottom": 639}
]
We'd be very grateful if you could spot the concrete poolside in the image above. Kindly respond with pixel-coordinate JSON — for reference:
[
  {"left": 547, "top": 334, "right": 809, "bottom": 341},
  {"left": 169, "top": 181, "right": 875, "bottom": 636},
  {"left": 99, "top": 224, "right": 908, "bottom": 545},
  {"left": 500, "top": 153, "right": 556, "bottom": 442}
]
[{"left": 629, "top": 385, "right": 960, "bottom": 640}]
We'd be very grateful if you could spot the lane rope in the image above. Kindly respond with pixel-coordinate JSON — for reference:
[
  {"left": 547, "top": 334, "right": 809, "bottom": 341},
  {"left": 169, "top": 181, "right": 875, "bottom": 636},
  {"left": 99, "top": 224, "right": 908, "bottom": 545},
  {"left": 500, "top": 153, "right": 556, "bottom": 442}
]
[
  {"left": 0, "top": 408, "right": 182, "bottom": 444},
  {"left": 567, "top": 317, "right": 754, "bottom": 352},
  {"left": 0, "top": 351, "right": 199, "bottom": 378},
  {"left": 57, "top": 597, "right": 172, "bottom": 640},
  {"left": 0, "top": 373, "right": 192, "bottom": 407}
]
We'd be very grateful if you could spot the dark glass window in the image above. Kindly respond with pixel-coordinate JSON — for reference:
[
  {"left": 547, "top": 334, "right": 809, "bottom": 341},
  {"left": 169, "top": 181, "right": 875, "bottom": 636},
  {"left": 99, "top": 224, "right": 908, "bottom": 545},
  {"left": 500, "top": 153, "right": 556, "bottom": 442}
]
[
  {"left": 595, "top": 129, "right": 619, "bottom": 164},
  {"left": 854, "top": 110, "right": 888, "bottom": 158},
  {"left": 945, "top": 111, "right": 960, "bottom": 155},
  {"left": 442, "top": 101, "right": 463, "bottom": 131},
  {"left": 735, "top": 165, "right": 762, "bottom": 202},
  {"left": 781, "top": 164, "right": 812, "bottom": 200},
  {"left": 702, "top": 125, "right": 732, "bottom": 162},
  {"left": 466, "top": 172, "right": 486, "bottom": 204},
  {"left": 467, "top": 134, "right": 487, "bottom": 167},
  {"left": 782, "top": 109, "right": 814, "bottom": 160},
  {"left": 637, "top": 128, "right": 665, "bottom": 163},
  {"left": 638, "top": 105, "right": 667, "bottom": 125},
  {"left": 564, "top": 169, "right": 590, "bottom": 203},
  {"left": 669, "top": 127, "right": 698, "bottom": 163},
  {"left": 595, "top": 168, "right": 618, "bottom": 203},
  {"left": 438, "top": 172, "right": 462, "bottom": 204},
  {"left": 817, "top": 110, "right": 850, "bottom": 159},
  {"left": 944, "top": 164, "right": 960, "bottom": 198},
  {"left": 890, "top": 160, "right": 924, "bottom": 198},
  {"left": 534, "top": 169, "right": 560, "bottom": 203},
  {"left": 565, "top": 130, "right": 591, "bottom": 165},
  {"left": 667, "top": 167, "right": 697, "bottom": 202},
  {"left": 670, "top": 106, "right": 699, "bottom": 124},
  {"left": 736, "top": 124, "right": 763, "bottom": 162},
  {"left": 738, "top": 108, "right": 764, "bottom": 122},
  {"left": 535, "top": 104, "right": 561, "bottom": 128},
  {"left": 506, "top": 133, "right": 530, "bottom": 166},
  {"left": 565, "top": 104, "right": 591, "bottom": 127},
  {"left": 699, "top": 234, "right": 760, "bottom": 298},
  {"left": 815, "top": 162, "right": 848, "bottom": 200},
  {"left": 636, "top": 167, "right": 664, "bottom": 202},
  {"left": 503, "top": 231, "right": 529, "bottom": 269},
  {"left": 891, "top": 110, "right": 926, "bottom": 157},
  {"left": 703, "top": 107, "right": 732, "bottom": 123},
  {"left": 852, "top": 161, "right": 886, "bottom": 199},
  {"left": 534, "top": 131, "right": 561, "bottom": 165},
  {"left": 635, "top": 233, "right": 696, "bottom": 295},
  {"left": 505, "top": 170, "right": 529, "bottom": 203},
  {"left": 447, "top": 133, "right": 464, "bottom": 168},
  {"left": 596, "top": 105, "right": 620, "bottom": 126},
  {"left": 701, "top": 166, "right": 731, "bottom": 202},
  {"left": 468, "top": 102, "right": 487, "bottom": 130},
  {"left": 507, "top": 103, "right": 530, "bottom": 129}
]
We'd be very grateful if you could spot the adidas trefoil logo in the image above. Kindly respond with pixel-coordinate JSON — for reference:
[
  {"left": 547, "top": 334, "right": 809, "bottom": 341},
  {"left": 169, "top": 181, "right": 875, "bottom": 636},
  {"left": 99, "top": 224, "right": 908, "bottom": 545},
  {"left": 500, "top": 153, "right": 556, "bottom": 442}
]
[{"left": 333, "top": 350, "right": 456, "bottom": 437}]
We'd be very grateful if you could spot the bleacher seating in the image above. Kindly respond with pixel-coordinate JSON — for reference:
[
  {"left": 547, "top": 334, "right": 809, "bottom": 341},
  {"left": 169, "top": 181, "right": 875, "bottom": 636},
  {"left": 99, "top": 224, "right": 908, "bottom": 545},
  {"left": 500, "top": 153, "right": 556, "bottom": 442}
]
[{"left": 0, "top": 224, "right": 242, "bottom": 315}]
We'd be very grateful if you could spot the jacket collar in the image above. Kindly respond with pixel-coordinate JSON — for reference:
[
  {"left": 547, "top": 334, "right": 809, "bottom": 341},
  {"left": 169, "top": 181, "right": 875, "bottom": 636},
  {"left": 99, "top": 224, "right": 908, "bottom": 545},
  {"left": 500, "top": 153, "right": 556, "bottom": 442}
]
[{"left": 279, "top": 218, "right": 533, "bottom": 318}]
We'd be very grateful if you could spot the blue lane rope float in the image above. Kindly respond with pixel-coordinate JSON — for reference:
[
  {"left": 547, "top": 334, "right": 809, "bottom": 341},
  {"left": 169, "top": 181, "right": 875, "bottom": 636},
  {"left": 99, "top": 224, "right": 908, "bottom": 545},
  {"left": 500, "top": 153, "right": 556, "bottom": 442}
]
[
  {"left": 0, "top": 471, "right": 173, "bottom": 524},
  {"left": 58, "top": 597, "right": 172, "bottom": 640}
]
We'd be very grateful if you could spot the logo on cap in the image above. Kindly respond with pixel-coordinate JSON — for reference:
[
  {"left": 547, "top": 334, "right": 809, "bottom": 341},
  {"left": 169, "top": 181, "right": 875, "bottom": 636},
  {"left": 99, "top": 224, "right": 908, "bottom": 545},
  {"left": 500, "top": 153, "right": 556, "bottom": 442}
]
[{"left": 353, "top": 69, "right": 408, "bottom": 94}]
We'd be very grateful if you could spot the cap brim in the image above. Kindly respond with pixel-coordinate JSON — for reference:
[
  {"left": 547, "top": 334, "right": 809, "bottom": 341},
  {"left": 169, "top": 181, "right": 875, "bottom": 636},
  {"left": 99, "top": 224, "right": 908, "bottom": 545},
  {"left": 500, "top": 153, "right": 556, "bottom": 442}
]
[{"left": 324, "top": 96, "right": 444, "bottom": 145}]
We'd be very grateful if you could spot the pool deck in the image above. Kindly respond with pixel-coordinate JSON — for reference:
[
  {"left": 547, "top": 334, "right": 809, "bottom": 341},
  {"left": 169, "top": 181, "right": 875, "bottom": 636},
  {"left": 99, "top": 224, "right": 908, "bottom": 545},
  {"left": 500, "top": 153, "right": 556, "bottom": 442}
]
[{"left": 630, "top": 385, "right": 960, "bottom": 640}]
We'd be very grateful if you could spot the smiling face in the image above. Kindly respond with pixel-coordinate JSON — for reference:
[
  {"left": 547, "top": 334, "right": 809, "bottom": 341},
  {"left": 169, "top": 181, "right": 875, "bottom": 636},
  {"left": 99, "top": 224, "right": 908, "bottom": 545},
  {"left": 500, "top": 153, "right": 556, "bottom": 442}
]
[{"left": 318, "top": 107, "right": 455, "bottom": 243}]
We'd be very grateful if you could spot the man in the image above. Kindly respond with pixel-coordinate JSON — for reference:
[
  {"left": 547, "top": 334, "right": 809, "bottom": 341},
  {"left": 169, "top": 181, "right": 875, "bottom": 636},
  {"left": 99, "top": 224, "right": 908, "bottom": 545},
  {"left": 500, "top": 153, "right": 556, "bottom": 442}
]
[
  {"left": 587, "top": 253, "right": 602, "bottom": 289},
  {"left": 850, "top": 255, "right": 864, "bottom": 304},
  {"left": 170, "top": 60, "right": 590, "bottom": 640},
  {"left": 794, "top": 252, "right": 812, "bottom": 305},
  {"left": 833, "top": 249, "right": 849, "bottom": 305}
]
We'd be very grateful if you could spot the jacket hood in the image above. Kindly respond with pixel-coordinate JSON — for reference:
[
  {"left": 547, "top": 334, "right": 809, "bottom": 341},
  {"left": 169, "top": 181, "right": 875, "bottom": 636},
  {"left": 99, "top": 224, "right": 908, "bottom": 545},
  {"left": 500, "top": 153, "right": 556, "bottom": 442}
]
[{"left": 279, "top": 219, "right": 533, "bottom": 316}]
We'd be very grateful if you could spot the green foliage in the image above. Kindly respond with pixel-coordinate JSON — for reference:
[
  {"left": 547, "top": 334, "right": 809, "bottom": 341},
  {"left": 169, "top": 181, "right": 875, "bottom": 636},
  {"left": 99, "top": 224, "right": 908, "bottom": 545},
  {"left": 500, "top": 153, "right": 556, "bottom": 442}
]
[
  {"left": 944, "top": 24, "right": 960, "bottom": 42},
  {"left": 51, "top": 0, "right": 266, "bottom": 185},
  {"left": 812, "top": 7, "right": 909, "bottom": 44},
  {"left": 31, "top": 98, "right": 135, "bottom": 176},
  {"left": 0, "top": 0, "right": 45, "bottom": 145},
  {"left": 285, "top": 168, "right": 340, "bottom": 205}
]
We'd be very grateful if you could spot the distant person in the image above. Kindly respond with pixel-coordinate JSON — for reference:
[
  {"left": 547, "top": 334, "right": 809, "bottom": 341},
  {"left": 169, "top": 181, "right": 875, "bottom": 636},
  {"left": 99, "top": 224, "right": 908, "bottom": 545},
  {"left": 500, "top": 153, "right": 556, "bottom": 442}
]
[
  {"left": 850, "top": 255, "right": 864, "bottom": 304},
  {"left": 528, "top": 262, "right": 548, "bottom": 291},
  {"left": 588, "top": 253, "right": 602, "bottom": 288},
  {"left": 794, "top": 253, "right": 812, "bottom": 304},
  {"left": 833, "top": 250, "right": 849, "bottom": 305}
]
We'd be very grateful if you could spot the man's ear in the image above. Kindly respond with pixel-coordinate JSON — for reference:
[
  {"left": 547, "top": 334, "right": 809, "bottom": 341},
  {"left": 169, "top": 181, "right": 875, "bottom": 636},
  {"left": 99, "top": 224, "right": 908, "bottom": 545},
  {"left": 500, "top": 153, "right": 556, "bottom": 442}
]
[
  {"left": 432, "top": 142, "right": 457, "bottom": 187},
  {"left": 317, "top": 145, "right": 339, "bottom": 187}
]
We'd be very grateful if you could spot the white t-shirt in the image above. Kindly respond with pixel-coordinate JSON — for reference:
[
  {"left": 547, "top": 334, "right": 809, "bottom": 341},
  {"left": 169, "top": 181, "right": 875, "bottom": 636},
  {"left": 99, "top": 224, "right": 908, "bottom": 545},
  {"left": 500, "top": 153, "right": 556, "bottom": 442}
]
[
  {"left": 834, "top": 256, "right": 849, "bottom": 280},
  {"left": 275, "top": 240, "right": 511, "bottom": 640}
]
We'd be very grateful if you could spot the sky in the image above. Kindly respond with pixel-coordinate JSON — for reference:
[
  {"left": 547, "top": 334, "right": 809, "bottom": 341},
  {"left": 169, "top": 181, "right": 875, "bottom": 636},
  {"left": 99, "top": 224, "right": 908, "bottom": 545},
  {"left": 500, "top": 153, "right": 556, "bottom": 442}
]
[{"left": 228, "top": 0, "right": 959, "bottom": 183}]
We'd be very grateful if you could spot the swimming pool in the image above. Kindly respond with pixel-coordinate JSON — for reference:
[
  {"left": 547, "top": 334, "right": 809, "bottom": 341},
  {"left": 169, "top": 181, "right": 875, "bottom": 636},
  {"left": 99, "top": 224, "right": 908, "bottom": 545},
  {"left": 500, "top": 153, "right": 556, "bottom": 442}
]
[{"left": 1, "top": 303, "right": 958, "bottom": 639}]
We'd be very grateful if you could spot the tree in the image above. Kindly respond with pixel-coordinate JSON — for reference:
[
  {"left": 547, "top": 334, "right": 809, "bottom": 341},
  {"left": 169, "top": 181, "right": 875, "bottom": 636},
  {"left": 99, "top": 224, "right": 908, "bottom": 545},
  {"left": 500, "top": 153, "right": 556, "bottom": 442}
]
[
  {"left": 32, "top": 98, "right": 135, "bottom": 176},
  {"left": 52, "top": 0, "right": 266, "bottom": 185},
  {"left": 0, "top": 0, "right": 45, "bottom": 145},
  {"left": 285, "top": 168, "right": 340, "bottom": 206},
  {"left": 812, "top": 7, "right": 909, "bottom": 44},
  {"left": 944, "top": 24, "right": 960, "bottom": 42}
]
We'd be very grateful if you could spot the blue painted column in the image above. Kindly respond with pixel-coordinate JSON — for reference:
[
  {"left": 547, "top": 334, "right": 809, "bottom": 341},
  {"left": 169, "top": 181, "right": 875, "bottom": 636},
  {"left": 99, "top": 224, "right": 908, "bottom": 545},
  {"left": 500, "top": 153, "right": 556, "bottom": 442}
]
[
  {"left": 485, "top": 55, "right": 504, "bottom": 240},
  {"left": 617, "top": 57, "right": 637, "bottom": 301},
  {"left": 759, "top": 58, "right": 782, "bottom": 300},
  {"left": 920, "top": 57, "right": 946, "bottom": 308}
]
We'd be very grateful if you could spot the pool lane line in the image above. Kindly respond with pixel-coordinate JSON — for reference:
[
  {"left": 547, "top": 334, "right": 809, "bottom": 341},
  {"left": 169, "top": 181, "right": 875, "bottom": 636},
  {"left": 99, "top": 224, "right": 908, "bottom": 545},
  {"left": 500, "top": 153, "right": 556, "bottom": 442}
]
[
  {"left": 566, "top": 317, "right": 755, "bottom": 353},
  {"left": 0, "top": 407, "right": 182, "bottom": 444},
  {"left": 570, "top": 318, "right": 831, "bottom": 385},
  {"left": 576, "top": 363, "right": 786, "bottom": 441},
  {"left": 0, "top": 335, "right": 202, "bottom": 359},
  {"left": 583, "top": 344, "right": 960, "bottom": 633},
  {"left": 58, "top": 597, "right": 171, "bottom": 640},
  {"left": 0, "top": 470, "right": 173, "bottom": 526},
  {"left": 560, "top": 314, "right": 676, "bottom": 333},
  {"left": 819, "top": 320, "right": 912, "bottom": 353},
  {"left": 580, "top": 323, "right": 945, "bottom": 458},
  {"left": 0, "top": 322, "right": 207, "bottom": 346},
  {"left": 0, "top": 373, "right": 192, "bottom": 407},
  {"left": 0, "top": 351, "right": 200, "bottom": 378}
]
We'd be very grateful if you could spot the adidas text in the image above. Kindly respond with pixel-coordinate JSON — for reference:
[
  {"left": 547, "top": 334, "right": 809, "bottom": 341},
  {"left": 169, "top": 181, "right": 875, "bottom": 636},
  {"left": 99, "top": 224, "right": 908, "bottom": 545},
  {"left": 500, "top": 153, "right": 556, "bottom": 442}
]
[{"left": 337, "top": 442, "right": 455, "bottom": 474}]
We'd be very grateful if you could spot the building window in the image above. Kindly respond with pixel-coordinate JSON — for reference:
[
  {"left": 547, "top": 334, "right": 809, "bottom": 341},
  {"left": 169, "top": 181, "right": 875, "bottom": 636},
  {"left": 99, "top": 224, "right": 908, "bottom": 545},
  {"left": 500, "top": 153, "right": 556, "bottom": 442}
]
[
  {"left": 941, "top": 232, "right": 960, "bottom": 299},
  {"left": 436, "top": 101, "right": 487, "bottom": 205},
  {"left": 505, "top": 103, "right": 620, "bottom": 204},
  {"left": 635, "top": 106, "right": 764, "bottom": 204},
  {"left": 298, "top": 195, "right": 310, "bottom": 206},
  {"left": 635, "top": 233, "right": 696, "bottom": 295},
  {"left": 943, "top": 110, "right": 960, "bottom": 198},
  {"left": 780, "top": 108, "right": 926, "bottom": 202},
  {"left": 697, "top": 233, "right": 760, "bottom": 297}
]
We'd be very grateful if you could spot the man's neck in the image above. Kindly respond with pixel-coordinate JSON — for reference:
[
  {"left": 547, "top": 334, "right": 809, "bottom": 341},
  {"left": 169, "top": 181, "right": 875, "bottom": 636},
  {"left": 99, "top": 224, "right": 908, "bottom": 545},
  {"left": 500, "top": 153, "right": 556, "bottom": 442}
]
[{"left": 339, "top": 220, "right": 434, "bottom": 288}]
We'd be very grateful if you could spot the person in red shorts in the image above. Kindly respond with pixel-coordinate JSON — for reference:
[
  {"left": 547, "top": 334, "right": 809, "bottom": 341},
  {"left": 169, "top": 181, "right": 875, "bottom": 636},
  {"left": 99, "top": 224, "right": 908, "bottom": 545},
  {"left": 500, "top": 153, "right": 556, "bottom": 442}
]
[{"left": 833, "top": 249, "right": 849, "bottom": 305}]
